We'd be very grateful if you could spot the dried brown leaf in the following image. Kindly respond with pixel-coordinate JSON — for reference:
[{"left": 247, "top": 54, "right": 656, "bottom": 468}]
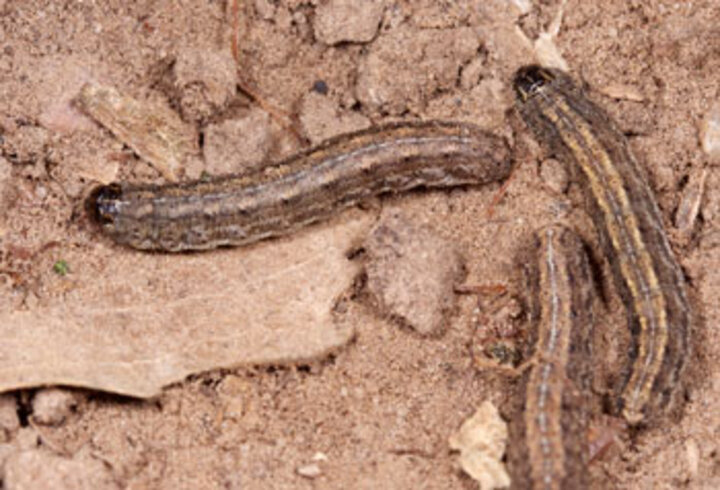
[{"left": 0, "top": 214, "right": 372, "bottom": 397}]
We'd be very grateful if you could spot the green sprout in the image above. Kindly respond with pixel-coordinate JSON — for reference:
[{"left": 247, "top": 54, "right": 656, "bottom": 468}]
[{"left": 53, "top": 259, "right": 69, "bottom": 276}]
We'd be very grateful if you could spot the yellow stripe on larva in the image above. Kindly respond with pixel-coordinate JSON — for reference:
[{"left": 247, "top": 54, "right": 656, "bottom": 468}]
[
  {"left": 514, "top": 65, "right": 690, "bottom": 425},
  {"left": 537, "top": 96, "right": 668, "bottom": 423},
  {"left": 520, "top": 225, "right": 594, "bottom": 490}
]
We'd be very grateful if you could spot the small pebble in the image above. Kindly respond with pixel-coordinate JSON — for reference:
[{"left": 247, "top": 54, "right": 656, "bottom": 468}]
[
  {"left": 364, "top": 210, "right": 465, "bottom": 336},
  {"left": 299, "top": 92, "right": 370, "bottom": 144},
  {"left": 312, "top": 452, "right": 328, "bottom": 462},
  {"left": 539, "top": 157, "right": 570, "bottom": 194},
  {"left": 449, "top": 401, "right": 510, "bottom": 490},
  {"left": 701, "top": 103, "right": 720, "bottom": 162},
  {"left": 297, "top": 463, "right": 322, "bottom": 479},
  {"left": 312, "top": 80, "right": 329, "bottom": 95},
  {"left": 31, "top": 389, "right": 79, "bottom": 426},
  {"left": 314, "top": 0, "right": 384, "bottom": 45},
  {"left": 173, "top": 48, "right": 237, "bottom": 123},
  {"left": 203, "top": 109, "right": 273, "bottom": 175}
]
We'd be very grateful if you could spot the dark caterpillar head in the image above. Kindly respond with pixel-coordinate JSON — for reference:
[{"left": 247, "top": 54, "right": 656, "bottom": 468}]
[
  {"left": 85, "top": 183, "right": 122, "bottom": 226},
  {"left": 513, "top": 65, "right": 556, "bottom": 102}
]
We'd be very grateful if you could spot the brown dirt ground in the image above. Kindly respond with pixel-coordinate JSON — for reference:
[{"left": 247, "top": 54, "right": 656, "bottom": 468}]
[{"left": 1, "top": 0, "right": 719, "bottom": 488}]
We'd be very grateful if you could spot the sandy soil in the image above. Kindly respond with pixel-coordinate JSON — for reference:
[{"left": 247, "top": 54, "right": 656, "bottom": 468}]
[{"left": 1, "top": 0, "right": 719, "bottom": 488}]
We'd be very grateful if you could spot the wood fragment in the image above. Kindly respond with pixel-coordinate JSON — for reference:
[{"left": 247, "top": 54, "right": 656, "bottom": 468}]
[{"left": 76, "top": 82, "right": 199, "bottom": 181}]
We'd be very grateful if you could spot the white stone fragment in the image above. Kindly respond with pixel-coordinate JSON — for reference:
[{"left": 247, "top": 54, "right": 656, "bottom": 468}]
[{"left": 449, "top": 401, "right": 510, "bottom": 490}]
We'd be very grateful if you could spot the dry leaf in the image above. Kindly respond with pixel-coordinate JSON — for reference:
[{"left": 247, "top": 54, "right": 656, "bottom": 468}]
[{"left": 0, "top": 213, "right": 372, "bottom": 398}]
